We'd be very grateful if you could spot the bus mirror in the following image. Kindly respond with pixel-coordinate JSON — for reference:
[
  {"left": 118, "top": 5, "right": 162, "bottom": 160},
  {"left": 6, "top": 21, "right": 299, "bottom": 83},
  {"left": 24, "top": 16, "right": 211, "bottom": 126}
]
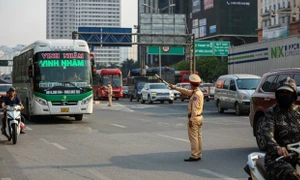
[
  {"left": 92, "top": 67, "right": 97, "bottom": 77},
  {"left": 28, "top": 65, "right": 33, "bottom": 77}
]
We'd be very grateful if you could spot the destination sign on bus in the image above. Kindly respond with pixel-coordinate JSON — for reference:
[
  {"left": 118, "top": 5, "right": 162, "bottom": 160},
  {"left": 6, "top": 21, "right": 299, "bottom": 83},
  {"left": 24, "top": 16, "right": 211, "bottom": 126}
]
[
  {"left": 39, "top": 52, "right": 86, "bottom": 67},
  {"left": 39, "top": 59, "right": 85, "bottom": 67}
]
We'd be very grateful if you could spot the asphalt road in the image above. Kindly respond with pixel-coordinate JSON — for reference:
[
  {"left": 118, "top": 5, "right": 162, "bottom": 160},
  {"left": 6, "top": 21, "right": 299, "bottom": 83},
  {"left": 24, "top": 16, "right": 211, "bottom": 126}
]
[{"left": 0, "top": 98, "right": 260, "bottom": 180}]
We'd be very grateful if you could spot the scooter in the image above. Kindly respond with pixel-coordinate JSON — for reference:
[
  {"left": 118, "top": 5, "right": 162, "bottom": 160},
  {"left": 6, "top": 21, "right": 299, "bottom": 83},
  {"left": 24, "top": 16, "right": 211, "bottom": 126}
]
[
  {"left": 244, "top": 141, "right": 300, "bottom": 180},
  {"left": 3, "top": 104, "right": 23, "bottom": 144}
]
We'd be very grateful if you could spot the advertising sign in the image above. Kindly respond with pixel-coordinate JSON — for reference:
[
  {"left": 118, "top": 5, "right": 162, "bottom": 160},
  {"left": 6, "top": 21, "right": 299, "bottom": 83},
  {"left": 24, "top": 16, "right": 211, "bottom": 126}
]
[
  {"left": 226, "top": 0, "right": 250, "bottom": 6},
  {"left": 193, "top": 19, "right": 199, "bottom": 28},
  {"left": 210, "top": 25, "right": 216, "bottom": 34},
  {"left": 192, "top": 28, "right": 199, "bottom": 38},
  {"left": 192, "top": 0, "right": 201, "bottom": 13},
  {"left": 199, "top": 26, "right": 207, "bottom": 37},
  {"left": 204, "top": 0, "right": 214, "bottom": 10},
  {"left": 263, "top": 26, "right": 288, "bottom": 41},
  {"left": 199, "top": 18, "right": 207, "bottom": 26}
]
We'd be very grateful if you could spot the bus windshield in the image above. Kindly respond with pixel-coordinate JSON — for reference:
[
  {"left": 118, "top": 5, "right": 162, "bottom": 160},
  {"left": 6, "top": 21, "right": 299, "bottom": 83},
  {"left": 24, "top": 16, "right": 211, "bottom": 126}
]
[
  {"left": 101, "top": 74, "right": 122, "bottom": 87},
  {"left": 35, "top": 52, "right": 91, "bottom": 87}
]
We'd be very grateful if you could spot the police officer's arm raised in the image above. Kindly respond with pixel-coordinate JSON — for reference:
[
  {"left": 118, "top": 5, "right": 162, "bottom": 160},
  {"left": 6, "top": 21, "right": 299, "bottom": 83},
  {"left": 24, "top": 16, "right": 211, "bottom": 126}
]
[{"left": 169, "top": 84, "right": 193, "bottom": 97}]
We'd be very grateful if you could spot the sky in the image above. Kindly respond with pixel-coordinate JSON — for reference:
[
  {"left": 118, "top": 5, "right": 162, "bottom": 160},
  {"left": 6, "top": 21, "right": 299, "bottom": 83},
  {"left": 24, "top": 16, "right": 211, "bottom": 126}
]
[{"left": 0, "top": 0, "right": 138, "bottom": 47}]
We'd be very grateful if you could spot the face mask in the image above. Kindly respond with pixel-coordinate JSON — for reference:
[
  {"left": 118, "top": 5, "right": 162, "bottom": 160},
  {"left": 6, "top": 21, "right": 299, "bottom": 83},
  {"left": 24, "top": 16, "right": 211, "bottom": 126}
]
[{"left": 277, "top": 96, "right": 294, "bottom": 109}]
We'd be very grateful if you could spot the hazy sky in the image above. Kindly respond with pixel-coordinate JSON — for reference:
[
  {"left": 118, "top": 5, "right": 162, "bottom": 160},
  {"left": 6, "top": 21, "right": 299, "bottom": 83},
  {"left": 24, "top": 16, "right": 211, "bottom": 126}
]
[{"left": 0, "top": 0, "right": 137, "bottom": 47}]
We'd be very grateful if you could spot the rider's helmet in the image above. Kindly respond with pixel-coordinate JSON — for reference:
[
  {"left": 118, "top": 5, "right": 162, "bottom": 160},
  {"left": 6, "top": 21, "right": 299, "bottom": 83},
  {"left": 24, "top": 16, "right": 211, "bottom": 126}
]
[
  {"left": 275, "top": 77, "right": 298, "bottom": 109},
  {"left": 8, "top": 87, "right": 16, "bottom": 92}
]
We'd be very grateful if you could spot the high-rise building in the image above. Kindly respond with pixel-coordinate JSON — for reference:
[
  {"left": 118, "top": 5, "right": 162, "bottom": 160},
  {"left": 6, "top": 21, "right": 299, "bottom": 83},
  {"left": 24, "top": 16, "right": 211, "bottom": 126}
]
[
  {"left": 188, "top": 0, "right": 257, "bottom": 46},
  {"left": 257, "top": 0, "right": 300, "bottom": 42},
  {"left": 46, "top": 0, "right": 121, "bottom": 64}
]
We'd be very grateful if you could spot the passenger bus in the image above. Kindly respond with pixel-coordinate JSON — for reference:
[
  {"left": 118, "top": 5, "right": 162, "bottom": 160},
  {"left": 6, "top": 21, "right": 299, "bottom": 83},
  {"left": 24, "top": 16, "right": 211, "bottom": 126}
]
[
  {"left": 175, "top": 70, "right": 199, "bottom": 84},
  {"left": 94, "top": 68, "right": 123, "bottom": 100},
  {"left": 12, "top": 40, "right": 94, "bottom": 121}
]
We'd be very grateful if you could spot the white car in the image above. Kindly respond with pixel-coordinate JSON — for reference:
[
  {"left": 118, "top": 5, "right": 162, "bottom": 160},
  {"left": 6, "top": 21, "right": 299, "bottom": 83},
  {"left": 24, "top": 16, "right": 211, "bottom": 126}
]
[
  {"left": 140, "top": 83, "right": 174, "bottom": 104},
  {"left": 171, "top": 89, "right": 181, "bottom": 100}
]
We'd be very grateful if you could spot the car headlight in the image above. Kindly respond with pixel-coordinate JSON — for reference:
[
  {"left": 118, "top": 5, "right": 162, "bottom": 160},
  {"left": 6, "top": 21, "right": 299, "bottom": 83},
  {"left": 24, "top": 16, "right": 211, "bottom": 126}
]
[
  {"left": 81, "top": 96, "right": 92, "bottom": 105},
  {"left": 240, "top": 93, "right": 248, "bottom": 99},
  {"left": 151, "top": 92, "right": 157, "bottom": 95},
  {"left": 34, "top": 95, "right": 48, "bottom": 105}
]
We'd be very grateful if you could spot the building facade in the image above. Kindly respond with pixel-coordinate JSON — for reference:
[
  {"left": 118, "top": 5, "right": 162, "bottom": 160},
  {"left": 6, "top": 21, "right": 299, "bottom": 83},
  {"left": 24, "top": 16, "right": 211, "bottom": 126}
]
[
  {"left": 257, "top": 0, "right": 300, "bottom": 42},
  {"left": 189, "top": 0, "right": 257, "bottom": 46},
  {"left": 46, "top": 0, "right": 121, "bottom": 64}
]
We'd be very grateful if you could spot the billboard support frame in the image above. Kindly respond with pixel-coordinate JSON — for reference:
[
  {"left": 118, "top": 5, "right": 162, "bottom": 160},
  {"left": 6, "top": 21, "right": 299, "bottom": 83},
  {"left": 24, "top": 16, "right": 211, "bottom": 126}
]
[{"left": 76, "top": 31, "right": 195, "bottom": 74}]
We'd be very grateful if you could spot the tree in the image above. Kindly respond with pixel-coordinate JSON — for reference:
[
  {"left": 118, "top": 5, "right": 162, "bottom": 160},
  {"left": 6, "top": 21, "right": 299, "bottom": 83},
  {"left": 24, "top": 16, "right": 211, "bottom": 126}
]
[
  {"left": 120, "top": 59, "right": 139, "bottom": 76},
  {"left": 170, "top": 57, "right": 228, "bottom": 82},
  {"left": 196, "top": 56, "right": 228, "bottom": 82},
  {"left": 170, "top": 60, "right": 189, "bottom": 70}
]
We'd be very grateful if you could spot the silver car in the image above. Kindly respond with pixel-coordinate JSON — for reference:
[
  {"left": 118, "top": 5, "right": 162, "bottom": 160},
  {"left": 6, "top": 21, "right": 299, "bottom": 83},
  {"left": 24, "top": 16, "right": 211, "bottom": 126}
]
[{"left": 140, "top": 83, "right": 174, "bottom": 104}]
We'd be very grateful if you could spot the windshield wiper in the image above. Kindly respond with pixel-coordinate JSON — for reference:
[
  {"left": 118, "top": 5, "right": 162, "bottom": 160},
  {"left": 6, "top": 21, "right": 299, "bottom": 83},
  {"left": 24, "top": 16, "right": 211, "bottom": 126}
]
[
  {"left": 61, "top": 81, "right": 83, "bottom": 91},
  {"left": 44, "top": 85, "right": 64, "bottom": 92},
  {"left": 112, "top": 81, "right": 119, "bottom": 88}
]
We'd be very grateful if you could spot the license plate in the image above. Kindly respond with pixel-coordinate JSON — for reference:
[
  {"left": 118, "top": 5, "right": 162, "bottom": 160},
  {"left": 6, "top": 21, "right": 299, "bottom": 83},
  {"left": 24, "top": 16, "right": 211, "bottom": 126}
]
[{"left": 61, "top": 108, "right": 69, "bottom": 112}]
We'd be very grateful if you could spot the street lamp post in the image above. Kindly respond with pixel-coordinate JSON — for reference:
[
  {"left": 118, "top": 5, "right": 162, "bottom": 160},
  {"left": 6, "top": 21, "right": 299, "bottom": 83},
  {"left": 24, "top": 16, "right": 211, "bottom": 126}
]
[{"left": 142, "top": 3, "right": 176, "bottom": 77}]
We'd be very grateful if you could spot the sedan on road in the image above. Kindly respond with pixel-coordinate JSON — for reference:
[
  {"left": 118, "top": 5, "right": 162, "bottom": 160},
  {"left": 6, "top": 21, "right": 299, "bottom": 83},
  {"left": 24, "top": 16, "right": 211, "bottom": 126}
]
[{"left": 140, "top": 83, "right": 174, "bottom": 104}]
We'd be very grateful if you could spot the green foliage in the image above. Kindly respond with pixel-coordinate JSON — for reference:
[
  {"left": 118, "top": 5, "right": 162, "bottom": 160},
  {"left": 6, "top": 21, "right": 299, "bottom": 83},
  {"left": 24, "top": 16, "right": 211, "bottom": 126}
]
[
  {"left": 196, "top": 56, "right": 228, "bottom": 82},
  {"left": 120, "top": 59, "right": 139, "bottom": 76},
  {"left": 171, "top": 57, "right": 228, "bottom": 82},
  {"left": 170, "top": 60, "right": 189, "bottom": 70}
]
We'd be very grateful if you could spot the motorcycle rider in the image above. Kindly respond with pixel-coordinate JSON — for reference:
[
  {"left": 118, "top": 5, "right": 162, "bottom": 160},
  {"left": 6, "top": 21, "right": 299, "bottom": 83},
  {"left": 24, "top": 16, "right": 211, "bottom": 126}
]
[
  {"left": 260, "top": 77, "right": 300, "bottom": 180},
  {"left": 1, "top": 87, "right": 25, "bottom": 134}
]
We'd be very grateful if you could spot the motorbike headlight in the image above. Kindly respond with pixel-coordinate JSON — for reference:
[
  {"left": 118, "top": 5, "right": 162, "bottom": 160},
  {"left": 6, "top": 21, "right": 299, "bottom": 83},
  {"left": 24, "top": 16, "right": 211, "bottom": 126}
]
[
  {"left": 34, "top": 95, "right": 48, "bottom": 105},
  {"left": 81, "top": 96, "right": 92, "bottom": 105}
]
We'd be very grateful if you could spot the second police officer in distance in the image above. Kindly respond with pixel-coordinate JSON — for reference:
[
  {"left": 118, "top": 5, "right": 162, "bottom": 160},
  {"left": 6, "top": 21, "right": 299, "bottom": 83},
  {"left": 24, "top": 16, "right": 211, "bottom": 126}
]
[{"left": 169, "top": 74, "right": 204, "bottom": 162}]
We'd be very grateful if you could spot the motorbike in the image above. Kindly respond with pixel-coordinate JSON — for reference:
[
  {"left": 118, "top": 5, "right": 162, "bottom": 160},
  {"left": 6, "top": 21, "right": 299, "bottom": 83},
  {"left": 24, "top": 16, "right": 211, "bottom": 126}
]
[
  {"left": 244, "top": 141, "right": 300, "bottom": 180},
  {"left": 2, "top": 104, "right": 23, "bottom": 144}
]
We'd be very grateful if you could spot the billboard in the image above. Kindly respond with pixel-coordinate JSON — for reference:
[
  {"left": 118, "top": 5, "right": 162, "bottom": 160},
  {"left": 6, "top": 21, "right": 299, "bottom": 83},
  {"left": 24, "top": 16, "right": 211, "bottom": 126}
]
[
  {"left": 210, "top": 25, "right": 216, "bottom": 34},
  {"left": 139, "top": 13, "right": 187, "bottom": 44},
  {"left": 262, "top": 26, "right": 288, "bottom": 41},
  {"left": 192, "top": 19, "right": 199, "bottom": 28},
  {"left": 204, "top": 0, "right": 214, "bottom": 10},
  {"left": 192, "top": 28, "right": 199, "bottom": 38},
  {"left": 192, "top": 0, "right": 201, "bottom": 13}
]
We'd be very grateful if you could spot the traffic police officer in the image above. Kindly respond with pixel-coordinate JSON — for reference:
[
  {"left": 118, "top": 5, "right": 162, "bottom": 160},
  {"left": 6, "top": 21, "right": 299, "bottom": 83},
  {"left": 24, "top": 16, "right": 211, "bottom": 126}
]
[
  {"left": 107, "top": 82, "right": 113, "bottom": 106},
  {"left": 169, "top": 74, "right": 204, "bottom": 161}
]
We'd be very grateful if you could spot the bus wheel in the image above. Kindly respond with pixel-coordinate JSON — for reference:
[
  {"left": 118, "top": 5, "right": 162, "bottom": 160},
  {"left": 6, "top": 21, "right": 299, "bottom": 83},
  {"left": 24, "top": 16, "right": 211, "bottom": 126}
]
[{"left": 75, "top": 115, "right": 83, "bottom": 121}]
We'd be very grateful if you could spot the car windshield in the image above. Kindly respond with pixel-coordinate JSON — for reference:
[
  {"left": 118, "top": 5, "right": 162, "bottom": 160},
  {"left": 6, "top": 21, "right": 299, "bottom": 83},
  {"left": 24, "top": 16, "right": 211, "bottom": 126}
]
[
  {"left": 237, "top": 79, "right": 260, "bottom": 90},
  {"left": 123, "top": 86, "right": 128, "bottom": 90},
  {"left": 150, "top": 84, "right": 168, "bottom": 89},
  {"left": 0, "top": 85, "right": 11, "bottom": 92},
  {"left": 137, "top": 83, "right": 146, "bottom": 90}
]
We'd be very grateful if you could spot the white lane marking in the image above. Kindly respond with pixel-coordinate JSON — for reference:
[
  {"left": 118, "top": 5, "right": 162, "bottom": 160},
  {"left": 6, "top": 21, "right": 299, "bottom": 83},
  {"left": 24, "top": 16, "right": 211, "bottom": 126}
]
[
  {"left": 138, "top": 119, "right": 151, "bottom": 122},
  {"left": 51, "top": 143, "right": 67, "bottom": 150},
  {"left": 88, "top": 169, "right": 112, "bottom": 180},
  {"left": 2, "top": 178, "right": 12, "bottom": 180},
  {"left": 198, "top": 169, "right": 238, "bottom": 180},
  {"left": 110, "top": 124, "right": 126, "bottom": 128},
  {"left": 157, "top": 122, "right": 170, "bottom": 125},
  {"left": 40, "top": 138, "right": 51, "bottom": 144},
  {"left": 25, "top": 127, "right": 32, "bottom": 130},
  {"left": 157, "top": 134, "right": 189, "bottom": 143}
]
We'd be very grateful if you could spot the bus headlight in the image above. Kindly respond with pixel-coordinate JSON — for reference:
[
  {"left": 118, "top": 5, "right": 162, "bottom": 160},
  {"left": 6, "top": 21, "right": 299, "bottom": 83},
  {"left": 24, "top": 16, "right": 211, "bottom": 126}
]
[
  {"left": 34, "top": 96, "right": 48, "bottom": 106},
  {"left": 81, "top": 96, "right": 92, "bottom": 105}
]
